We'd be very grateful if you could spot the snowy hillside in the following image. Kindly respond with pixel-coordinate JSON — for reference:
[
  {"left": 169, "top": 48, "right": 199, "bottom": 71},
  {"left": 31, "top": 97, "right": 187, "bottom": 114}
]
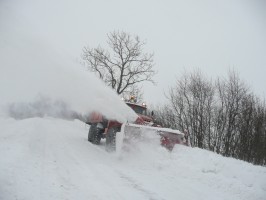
[
  {"left": 0, "top": 117, "right": 265, "bottom": 200},
  {"left": 0, "top": 0, "right": 266, "bottom": 199}
]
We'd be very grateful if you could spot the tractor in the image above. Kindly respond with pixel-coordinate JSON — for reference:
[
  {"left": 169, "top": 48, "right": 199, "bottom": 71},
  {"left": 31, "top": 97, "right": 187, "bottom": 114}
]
[{"left": 86, "top": 97, "right": 188, "bottom": 151}]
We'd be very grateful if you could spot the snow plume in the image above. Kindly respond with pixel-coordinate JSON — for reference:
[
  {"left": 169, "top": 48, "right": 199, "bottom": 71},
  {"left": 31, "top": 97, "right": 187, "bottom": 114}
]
[
  {"left": 6, "top": 96, "right": 82, "bottom": 121},
  {"left": 0, "top": 1, "right": 137, "bottom": 123}
]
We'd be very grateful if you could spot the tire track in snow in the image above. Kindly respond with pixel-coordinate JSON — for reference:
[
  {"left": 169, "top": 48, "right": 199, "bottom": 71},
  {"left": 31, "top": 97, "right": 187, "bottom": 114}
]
[{"left": 118, "top": 172, "right": 165, "bottom": 200}]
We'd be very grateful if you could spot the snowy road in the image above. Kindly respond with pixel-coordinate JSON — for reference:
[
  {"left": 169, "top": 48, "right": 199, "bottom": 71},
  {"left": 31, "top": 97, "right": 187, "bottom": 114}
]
[{"left": 0, "top": 117, "right": 266, "bottom": 200}]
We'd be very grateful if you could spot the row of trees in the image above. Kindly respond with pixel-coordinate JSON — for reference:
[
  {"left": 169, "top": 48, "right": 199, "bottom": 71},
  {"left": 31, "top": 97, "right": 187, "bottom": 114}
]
[
  {"left": 82, "top": 31, "right": 265, "bottom": 166},
  {"left": 155, "top": 70, "right": 266, "bottom": 165}
]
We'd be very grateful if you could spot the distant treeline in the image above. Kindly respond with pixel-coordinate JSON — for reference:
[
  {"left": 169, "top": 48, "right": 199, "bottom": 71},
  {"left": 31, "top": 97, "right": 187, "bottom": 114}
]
[{"left": 155, "top": 70, "right": 266, "bottom": 166}]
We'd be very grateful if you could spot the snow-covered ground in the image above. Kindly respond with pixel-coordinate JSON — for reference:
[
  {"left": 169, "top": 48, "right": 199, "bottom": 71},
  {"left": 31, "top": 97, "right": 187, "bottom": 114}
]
[
  {"left": 0, "top": 117, "right": 265, "bottom": 200},
  {"left": 1, "top": 1, "right": 266, "bottom": 199}
]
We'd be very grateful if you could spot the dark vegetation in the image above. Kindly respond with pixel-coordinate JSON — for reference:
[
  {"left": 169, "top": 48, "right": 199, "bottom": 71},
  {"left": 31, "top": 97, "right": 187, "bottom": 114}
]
[{"left": 155, "top": 70, "right": 266, "bottom": 166}]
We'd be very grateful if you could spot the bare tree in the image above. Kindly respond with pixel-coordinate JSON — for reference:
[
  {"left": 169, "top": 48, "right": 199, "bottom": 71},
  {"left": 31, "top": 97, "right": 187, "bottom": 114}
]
[
  {"left": 167, "top": 70, "right": 215, "bottom": 148},
  {"left": 82, "top": 31, "right": 156, "bottom": 96},
  {"left": 152, "top": 104, "right": 177, "bottom": 129},
  {"left": 217, "top": 71, "right": 248, "bottom": 157}
]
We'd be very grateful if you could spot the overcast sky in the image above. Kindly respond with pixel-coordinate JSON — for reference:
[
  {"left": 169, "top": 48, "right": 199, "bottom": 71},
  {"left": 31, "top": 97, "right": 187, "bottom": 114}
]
[{"left": 1, "top": 0, "right": 266, "bottom": 105}]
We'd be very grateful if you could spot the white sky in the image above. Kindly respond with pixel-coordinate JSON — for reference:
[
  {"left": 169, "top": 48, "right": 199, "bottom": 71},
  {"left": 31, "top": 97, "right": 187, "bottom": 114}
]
[{"left": 1, "top": 0, "right": 266, "bottom": 105}]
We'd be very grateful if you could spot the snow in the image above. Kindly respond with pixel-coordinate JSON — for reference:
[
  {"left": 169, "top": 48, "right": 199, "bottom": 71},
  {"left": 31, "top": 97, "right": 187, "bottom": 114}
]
[
  {"left": 0, "top": 117, "right": 265, "bottom": 200},
  {"left": 0, "top": 0, "right": 137, "bottom": 123},
  {"left": 0, "top": 0, "right": 266, "bottom": 199},
  {"left": 122, "top": 123, "right": 184, "bottom": 135}
]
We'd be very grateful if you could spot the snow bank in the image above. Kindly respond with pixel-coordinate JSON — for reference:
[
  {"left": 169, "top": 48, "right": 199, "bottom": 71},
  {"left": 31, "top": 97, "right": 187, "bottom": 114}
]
[
  {"left": 0, "top": 117, "right": 265, "bottom": 200},
  {"left": 0, "top": 0, "right": 137, "bottom": 122}
]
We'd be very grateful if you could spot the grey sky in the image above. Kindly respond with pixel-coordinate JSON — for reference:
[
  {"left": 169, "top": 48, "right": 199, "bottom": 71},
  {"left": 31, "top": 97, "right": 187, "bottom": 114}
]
[{"left": 1, "top": 0, "right": 266, "bottom": 105}]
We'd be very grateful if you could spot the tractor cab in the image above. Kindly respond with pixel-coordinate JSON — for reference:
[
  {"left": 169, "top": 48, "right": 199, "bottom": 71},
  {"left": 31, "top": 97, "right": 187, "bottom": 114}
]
[
  {"left": 124, "top": 96, "right": 153, "bottom": 124},
  {"left": 124, "top": 96, "right": 147, "bottom": 115},
  {"left": 126, "top": 102, "right": 147, "bottom": 115}
]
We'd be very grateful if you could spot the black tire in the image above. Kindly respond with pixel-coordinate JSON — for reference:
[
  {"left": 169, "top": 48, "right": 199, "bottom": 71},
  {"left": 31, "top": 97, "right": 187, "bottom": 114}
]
[
  {"left": 106, "top": 126, "right": 120, "bottom": 152},
  {"left": 88, "top": 124, "right": 95, "bottom": 142},
  {"left": 88, "top": 124, "right": 103, "bottom": 145}
]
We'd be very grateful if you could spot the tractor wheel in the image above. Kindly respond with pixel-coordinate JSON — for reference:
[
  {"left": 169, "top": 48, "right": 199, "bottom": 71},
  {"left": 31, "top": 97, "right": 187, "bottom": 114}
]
[
  {"left": 106, "top": 126, "right": 120, "bottom": 152},
  {"left": 88, "top": 124, "right": 103, "bottom": 145},
  {"left": 88, "top": 124, "right": 95, "bottom": 142}
]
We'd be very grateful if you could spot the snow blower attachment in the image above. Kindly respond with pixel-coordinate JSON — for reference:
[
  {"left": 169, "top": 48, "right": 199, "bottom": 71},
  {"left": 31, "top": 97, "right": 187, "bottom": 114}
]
[
  {"left": 87, "top": 96, "right": 188, "bottom": 152},
  {"left": 116, "top": 123, "right": 186, "bottom": 152}
]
